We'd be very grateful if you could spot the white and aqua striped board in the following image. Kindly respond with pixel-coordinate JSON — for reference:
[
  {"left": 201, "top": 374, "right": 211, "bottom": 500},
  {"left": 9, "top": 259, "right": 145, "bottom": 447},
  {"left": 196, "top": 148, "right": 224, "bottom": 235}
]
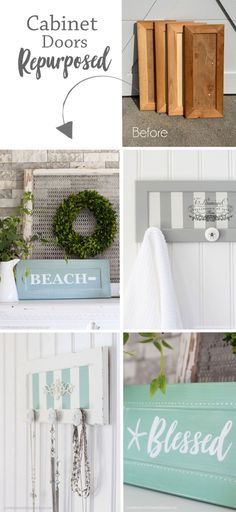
[
  {"left": 124, "top": 383, "right": 236, "bottom": 508},
  {"left": 23, "top": 348, "right": 109, "bottom": 425},
  {"left": 136, "top": 181, "right": 236, "bottom": 242}
]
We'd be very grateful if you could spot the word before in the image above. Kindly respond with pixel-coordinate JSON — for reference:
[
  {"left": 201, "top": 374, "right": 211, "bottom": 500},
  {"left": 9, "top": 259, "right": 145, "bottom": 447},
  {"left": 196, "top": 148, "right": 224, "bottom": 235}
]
[
  {"left": 132, "top": 127, "right": 168, "bottom": 138},
  {"left": 127, "top": 416, "right": 233, "bottom": 463},
  {"left": 30, "top": 273, "right": 97, "bottom": 285}
]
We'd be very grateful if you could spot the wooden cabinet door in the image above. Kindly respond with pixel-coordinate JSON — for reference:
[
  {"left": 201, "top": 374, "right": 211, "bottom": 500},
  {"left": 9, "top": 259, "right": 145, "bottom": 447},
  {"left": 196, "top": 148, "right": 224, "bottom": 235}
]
[
  {"left": 167, "top": 22, "right": 198, "bottom": 116},
  {"left": 184, "top": 25, "right": 224, "bottom": 118},
  {"left": 137, "top": 21, "right": 156, "bottom": 110},
  {"left": 155, "top": 20, "right": 175, "bottom": 113}
]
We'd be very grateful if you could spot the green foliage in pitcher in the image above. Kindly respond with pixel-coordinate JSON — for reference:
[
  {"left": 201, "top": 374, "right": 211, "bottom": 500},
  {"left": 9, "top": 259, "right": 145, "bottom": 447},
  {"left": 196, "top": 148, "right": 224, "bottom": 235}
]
[{"left": 0, "top": 192, "right": 47, "bottom": 261}]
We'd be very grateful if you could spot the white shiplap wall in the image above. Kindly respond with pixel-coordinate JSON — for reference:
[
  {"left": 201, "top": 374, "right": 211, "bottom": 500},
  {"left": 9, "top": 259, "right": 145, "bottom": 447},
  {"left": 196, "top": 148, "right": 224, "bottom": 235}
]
[
  {"left": 122, "top": 0, "right": 236, "bottom": 94},
  {"left": 0, "top": 332, "right": 121, "bottom": 512},
  {"left": 124, "top": 149, "right": 236, "bottom": 329}
]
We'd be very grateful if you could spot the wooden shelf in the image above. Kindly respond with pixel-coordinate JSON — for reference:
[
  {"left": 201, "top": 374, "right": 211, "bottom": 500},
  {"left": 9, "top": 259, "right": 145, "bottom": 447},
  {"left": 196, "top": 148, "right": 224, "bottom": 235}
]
[{"left": 0, "top": 298, "right": 119, "bottom": 330}]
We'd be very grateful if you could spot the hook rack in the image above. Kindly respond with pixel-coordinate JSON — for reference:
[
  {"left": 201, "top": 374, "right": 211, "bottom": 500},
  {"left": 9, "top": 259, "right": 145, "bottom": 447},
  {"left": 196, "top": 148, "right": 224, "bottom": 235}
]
[
  {"left": 27, "top": 407, "right": 86, "bottom": 426},
  {"left": 22, "top": 348, "right": 109, "bottom": 426},
  {"left": 136, "top": 180, "right": 236, "bottom": 243}
]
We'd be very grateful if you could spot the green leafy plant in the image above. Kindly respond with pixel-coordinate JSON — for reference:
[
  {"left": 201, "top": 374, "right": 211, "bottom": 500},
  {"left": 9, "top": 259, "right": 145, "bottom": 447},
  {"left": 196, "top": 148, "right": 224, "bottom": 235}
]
[
  {"left": 0, "top": 192, "right": 47, "bottom": 262},
  {"left": 223, "top": 333, "right": 236, "bottom": 354},
  {"left": 124, "top": 333, "right": 173, "bottom": 396},
  {"left": 54, "top": 190, "right": 117, "bottom": 259}
]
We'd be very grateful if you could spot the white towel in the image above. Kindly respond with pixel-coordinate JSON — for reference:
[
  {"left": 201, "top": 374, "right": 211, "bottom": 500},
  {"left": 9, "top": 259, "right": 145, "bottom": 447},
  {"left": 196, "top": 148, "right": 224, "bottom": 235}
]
[{"left": 124, "top": 227, "right": 183, "bottom": 330}]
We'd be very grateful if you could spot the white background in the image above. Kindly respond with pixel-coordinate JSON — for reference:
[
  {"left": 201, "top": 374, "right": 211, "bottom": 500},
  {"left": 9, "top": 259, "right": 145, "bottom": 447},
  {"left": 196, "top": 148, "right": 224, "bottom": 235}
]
[
  {"left": 122, "top": 0, "right": 236, "bottom": 95},
  {"left": 124, "top": 148, "right": 236, "bottom": 330},
  {"left": 0, "top": 0, "right": 121, "bottom": 148},
  {"left": 0, "top": 332, "right": 121, "bottom": 512}
]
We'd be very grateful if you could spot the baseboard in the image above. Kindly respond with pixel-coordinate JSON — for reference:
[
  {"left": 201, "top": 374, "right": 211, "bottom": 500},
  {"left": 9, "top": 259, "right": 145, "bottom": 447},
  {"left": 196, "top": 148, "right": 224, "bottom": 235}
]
[{"left": 123, "top": 72, "right": 236, "bottom": 96}]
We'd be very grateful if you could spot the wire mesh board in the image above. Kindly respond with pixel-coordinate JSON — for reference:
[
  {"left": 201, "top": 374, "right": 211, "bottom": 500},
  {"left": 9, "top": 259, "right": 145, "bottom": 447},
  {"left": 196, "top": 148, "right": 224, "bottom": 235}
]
[
  {"left": 136, "top": 181, "right": 236, "bottom": 242},
  {"left": 30, "top": 172, "right": 119, "bottom": 283},
  {"left": 196, "top": 333, "right": 236, "bottom": 382}
]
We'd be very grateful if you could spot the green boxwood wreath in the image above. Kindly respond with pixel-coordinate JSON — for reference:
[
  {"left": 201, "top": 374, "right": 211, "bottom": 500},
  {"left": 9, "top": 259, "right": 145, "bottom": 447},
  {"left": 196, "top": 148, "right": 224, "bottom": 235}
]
[{"left": 54, "top": 190, "right": 117, "bottom": 258}]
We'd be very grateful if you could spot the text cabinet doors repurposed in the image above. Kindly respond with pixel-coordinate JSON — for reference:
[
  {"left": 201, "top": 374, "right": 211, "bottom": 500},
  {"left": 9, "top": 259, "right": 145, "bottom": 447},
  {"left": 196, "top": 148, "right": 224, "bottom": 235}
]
[{"left": 124, "top": 383, "right": 236, "bottom": 508}]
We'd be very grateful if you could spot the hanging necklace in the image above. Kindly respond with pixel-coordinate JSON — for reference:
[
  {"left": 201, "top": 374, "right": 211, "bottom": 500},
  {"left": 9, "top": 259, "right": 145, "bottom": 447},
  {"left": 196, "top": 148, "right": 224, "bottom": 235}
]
[
  {"left": 28, "top": 409, "right": 37, "bottom": 512},
  {"left": 71, "top": 409, "right": 91, "bottom": 508},
  {"left": 49, "top": 409, "right": 60, "bottom": 512}
]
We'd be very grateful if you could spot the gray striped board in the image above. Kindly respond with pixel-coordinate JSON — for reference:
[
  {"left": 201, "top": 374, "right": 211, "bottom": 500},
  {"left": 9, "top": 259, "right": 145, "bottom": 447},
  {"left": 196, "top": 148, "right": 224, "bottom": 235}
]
[{"left": 136, "top": 181, "right": 236, "bottom": 242}]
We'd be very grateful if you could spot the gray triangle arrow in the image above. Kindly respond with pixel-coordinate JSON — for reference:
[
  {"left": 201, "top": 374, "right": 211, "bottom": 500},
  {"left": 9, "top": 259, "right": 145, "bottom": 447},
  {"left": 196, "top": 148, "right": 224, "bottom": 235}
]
[{"left": 56, "top": 121, "right": 73, "bottom": 139}]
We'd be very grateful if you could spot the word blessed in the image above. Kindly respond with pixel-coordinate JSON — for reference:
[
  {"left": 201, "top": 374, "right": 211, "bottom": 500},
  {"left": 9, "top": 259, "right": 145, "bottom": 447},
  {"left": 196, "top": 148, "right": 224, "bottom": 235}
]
[
  {"left": 127, "top": 416, "right": 233, "bottom": 463},
  {"left": 30, "top": 273, "right": 96, "bottom": 286},
  {"left": 18, "top": 46, "right": 111, "bottom": 79}
]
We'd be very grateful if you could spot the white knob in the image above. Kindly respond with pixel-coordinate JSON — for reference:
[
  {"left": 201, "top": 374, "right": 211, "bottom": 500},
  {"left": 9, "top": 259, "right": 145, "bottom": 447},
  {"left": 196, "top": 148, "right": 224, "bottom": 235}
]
[
  {"left": 72, "top": 409, "right": 82, "bottom": 426},
  {"left": 205, "top": 227, "right": 220, "bottom": 242},
  {"left": 48, "top": 408, "right": 57, "bottom": 424},
  {"left": 27, "top": 409, "right": 36, "bottom": 423}
]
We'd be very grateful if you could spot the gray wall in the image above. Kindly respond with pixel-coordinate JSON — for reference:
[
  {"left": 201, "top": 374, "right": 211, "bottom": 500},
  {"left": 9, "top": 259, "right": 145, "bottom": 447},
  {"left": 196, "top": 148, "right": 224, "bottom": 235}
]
[{"left": 0, "top": 150, "right": 119, "bottom": 218}]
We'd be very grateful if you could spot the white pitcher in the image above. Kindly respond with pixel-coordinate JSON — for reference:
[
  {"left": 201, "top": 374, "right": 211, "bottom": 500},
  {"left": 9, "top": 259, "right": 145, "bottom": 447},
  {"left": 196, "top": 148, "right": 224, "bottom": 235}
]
[{"left": 0, "top": 259, "right": 20, "bottom": 302}]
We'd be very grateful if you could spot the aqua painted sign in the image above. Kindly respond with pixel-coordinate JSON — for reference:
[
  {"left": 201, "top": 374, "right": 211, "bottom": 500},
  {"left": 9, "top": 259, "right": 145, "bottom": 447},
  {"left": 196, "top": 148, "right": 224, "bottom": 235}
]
[
  {"left": 124, "top": 383, "right": 236, "bottom": 509},
  {"left": 16, "top": 259, "right": 111, "bottom": 299}
]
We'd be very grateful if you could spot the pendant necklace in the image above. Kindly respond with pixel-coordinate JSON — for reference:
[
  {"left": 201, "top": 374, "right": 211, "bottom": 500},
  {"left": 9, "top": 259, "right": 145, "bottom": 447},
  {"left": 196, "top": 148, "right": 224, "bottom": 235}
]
[
  {"left": 49, "top": 410, "right": 60, "bottom": 512},
  {"left": 71, "top": 409, "right": 91, "bottom": 511},
  {"left": 28, "top": 409, "right": 37, "bottom": 512}
]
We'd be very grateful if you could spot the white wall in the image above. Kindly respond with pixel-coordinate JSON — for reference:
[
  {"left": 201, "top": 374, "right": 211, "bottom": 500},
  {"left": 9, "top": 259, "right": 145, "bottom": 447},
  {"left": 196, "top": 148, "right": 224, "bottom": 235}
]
[
  {"left": 123, "top": 149, "right": 236, "bottom": 329},
  {"left": 0, "top": 332, "right": 121, "bottom": 512},
  {"left": 122, "top": 0, "right": 236, "bottom": 94}
]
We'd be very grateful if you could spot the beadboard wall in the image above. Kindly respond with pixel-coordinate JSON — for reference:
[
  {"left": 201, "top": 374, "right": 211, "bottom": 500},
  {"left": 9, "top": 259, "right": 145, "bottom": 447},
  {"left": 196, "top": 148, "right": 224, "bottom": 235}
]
[
  {"left": 0, "top": 332, "right": 121, "bottom": 512},
  {"left": 124, "top": 149, "right": 236, "bottom": 329},
  {"left": 122, "top": 0, "right": 236, "bottom": 95}
]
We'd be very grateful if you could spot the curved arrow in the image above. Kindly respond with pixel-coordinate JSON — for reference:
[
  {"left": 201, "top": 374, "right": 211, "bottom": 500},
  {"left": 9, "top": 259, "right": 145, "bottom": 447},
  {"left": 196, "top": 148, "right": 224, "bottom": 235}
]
[
  {"left": 215, "top": 0, "right": 236, "bottom": 32},
  {"left": 56, "top": 74, "right": 139, "bottom": 139}
]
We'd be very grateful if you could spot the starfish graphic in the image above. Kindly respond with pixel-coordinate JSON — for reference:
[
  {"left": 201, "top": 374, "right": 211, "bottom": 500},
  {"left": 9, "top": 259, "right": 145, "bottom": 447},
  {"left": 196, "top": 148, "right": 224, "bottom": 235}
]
[{"left": 127, "top": 419, "right": 147, "bottom": 451}]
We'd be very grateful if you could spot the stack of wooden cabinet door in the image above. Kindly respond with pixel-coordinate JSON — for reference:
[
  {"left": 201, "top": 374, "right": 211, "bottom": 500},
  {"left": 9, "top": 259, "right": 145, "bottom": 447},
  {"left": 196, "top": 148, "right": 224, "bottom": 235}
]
[{"left": 137, "top": 20, "right": 224, "bottom": 118}]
